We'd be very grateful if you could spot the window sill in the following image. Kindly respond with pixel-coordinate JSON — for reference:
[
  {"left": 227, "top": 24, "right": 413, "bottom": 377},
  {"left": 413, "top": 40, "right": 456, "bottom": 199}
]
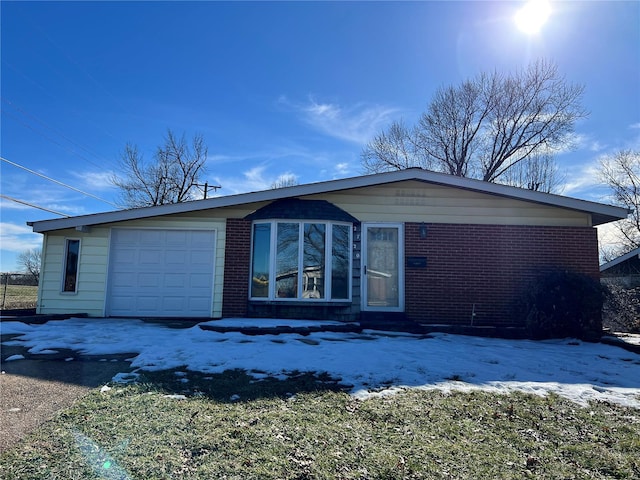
[{"left": 249, "top": 299, "right": 352, "bottom": 307}]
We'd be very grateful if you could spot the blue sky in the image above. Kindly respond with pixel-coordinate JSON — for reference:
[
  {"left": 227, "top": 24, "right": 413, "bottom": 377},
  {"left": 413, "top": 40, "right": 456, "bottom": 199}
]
[{"left": 1, "top": 1, "right": 639, "bottom": 272}]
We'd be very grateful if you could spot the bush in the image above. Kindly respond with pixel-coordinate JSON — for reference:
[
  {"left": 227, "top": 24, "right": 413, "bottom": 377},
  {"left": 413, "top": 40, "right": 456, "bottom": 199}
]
[
  {"left": 522, "top": 270, "right": 607, "bottom": 340},
  {"left": 602, "top": 284, "right": 640, "bottom": 333}
]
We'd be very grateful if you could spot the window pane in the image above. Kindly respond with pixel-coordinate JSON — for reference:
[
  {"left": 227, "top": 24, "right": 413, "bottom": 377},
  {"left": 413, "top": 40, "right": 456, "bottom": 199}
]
[
  {"left": 276, "top": 223, "right": 299, "bottom": 298},
  {"left": 63, "top": 239, "right": 80, "bottom": 292},
  {"left": 331, "top": 224, "right": 350, "bottom": 299},
  {"left": 251, "top": 223, "right": 271, "bottom": 297},
  {"left": 303, "top": 223, "right": 325, "bottom": 299}
]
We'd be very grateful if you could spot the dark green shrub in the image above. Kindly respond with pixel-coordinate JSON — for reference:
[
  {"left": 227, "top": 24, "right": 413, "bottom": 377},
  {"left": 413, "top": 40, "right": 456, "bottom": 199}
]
[{"left": 522, "top": 270, "right": 607, "bottom": 340}]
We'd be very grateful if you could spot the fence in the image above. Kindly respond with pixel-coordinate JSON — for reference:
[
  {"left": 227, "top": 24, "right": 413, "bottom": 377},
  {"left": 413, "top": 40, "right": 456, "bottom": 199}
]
[{"left": 1, "top": 273, "right": 38, "bottom": 311}]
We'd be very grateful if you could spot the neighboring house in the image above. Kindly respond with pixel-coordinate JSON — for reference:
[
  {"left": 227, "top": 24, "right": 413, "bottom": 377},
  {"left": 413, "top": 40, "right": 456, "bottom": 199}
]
[
  {"left": 600, "top": 247, "right": 640, "bottom": 287},
  {"left": 28, "top": 168, "right": 628, "bottom": 328}
]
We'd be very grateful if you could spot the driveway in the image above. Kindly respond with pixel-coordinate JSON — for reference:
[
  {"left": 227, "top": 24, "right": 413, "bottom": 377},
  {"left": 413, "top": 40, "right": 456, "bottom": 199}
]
[{"left": 0, "top": 337, "right": 133, "bottom": 452}]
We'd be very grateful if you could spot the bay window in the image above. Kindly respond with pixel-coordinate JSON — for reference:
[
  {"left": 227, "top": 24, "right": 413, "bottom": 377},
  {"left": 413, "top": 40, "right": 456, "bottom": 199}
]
[{"left": 250, "top": 221, "right": 352, "bottom": 301}]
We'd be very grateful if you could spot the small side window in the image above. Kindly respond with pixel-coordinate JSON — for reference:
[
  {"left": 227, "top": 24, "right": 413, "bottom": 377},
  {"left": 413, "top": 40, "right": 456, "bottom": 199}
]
[{"left": 62, "top": 239, "right": 80, "bottom": 293}]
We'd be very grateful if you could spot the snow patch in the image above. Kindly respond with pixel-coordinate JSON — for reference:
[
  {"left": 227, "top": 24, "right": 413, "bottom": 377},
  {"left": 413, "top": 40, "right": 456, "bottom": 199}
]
[
  {"left": 112, "top": 372, "right": 140, "bottom": 384},
  {"left": 4, "top": 354, "right": 25, "bottom": 362},
  {"left": 2, "top": 317, "right": 639, "bottom": 408}
]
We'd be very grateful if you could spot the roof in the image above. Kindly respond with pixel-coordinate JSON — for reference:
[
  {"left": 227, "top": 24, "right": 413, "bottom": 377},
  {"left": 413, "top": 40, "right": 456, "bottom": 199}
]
[
  {"left": 28, "top": 168, "right": 630, "bottom": 233},
  {"left": 600, "top": 247, "right": 640, "bottom": 272},
  {"left": 245, "top": 198, "right": 359, "bottom": 223}
]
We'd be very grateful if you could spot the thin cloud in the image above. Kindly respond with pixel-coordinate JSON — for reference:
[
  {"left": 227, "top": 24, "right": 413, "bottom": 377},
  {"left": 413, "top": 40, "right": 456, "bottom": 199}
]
[
  {"left": 213, "top": 165, "right": 277, "bottom": 195},
  {"left": 71, "top": 170, "right": 116, "bottom": 191},
  {"left": 0, "top": 187, "right": 100, "bottom": 217},
  {"left": 560, "top": 160, "right": 603, "bottom": 199},
  {"left": 334, "top": 162, "right": 350, "bottom": 176},
  {"left": 0, "top": 222, "right": 42, "bottom": 254},
  {"left": 281, "top": 96, "right": 402, "bottom": 145},
  {"left": 568, "top": 132, "right": 607, "bottom": 153},
  {"left": 209, "top": 143, "right": 361, "bottom": 194}
]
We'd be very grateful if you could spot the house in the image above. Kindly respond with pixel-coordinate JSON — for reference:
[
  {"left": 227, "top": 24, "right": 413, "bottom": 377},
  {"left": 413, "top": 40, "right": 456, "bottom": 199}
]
[
  {"left": 28, "top": 168, "right": 628, "bottom": 328},
  {"left": 600, "top": 247, "right": 640, "bottom": 287}
]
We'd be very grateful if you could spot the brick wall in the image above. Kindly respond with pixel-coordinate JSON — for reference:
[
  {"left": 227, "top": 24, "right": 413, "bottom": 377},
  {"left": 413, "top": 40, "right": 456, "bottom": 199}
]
[
  {"left": 247, "top": 302, "right": 357, "bottom": 322},
  {"left": 222, "top": 218, "right": 251, "bottom": 317},
  {"left": 404, "top": 223, "right": 600, "bottom": 327},
  {"left": 223, "top": 220, "right": 600, "bottom": 327}
]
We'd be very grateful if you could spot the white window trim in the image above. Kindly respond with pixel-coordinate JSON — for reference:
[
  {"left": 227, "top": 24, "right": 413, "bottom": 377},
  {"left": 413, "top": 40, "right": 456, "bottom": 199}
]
[
  {"left": 250, "top": 219, "right": 352, "bottom": 302},
  {"left": 61, "top": 237, "right": 81, "bottom": 295}
]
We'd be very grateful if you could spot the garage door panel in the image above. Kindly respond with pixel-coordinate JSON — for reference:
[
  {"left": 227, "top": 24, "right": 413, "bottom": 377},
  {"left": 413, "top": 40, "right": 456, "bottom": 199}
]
[
  {"left": 188, "top": 297, "right": 210, "bottom": 312},
  {"left": 165, "top": 230, "right": 187, "bottom": 243},
  {"left": 190, "top": 230, "right": 216, "bottom": 247},
  {"left": 139, "top": 230, "right": 163, "bottom": 244},
  {"left": 139, "top": 250, "right": 163, "bottom": 265},
  {"left": 137, "top": 296, "right": 165, "bottom": 314},
  {"left": 137, "top": 273, "right": 161, "bottom": 288},
  {"left": 112, "top": 229, "right": 139, "bottom": 244},
  {"left": 108, "top": 229, "right": 216, "bottom": 317},
  {"left": 166, "top": 250, "right": 187, "bottom": 265},
  {"left": 164, "top": 273, "right": 186, "bottom": 288},
  {"left": 162, "top": 296, "right": 186, "bottom": 311},
  {"left": 189, "top": 273, "right": 211, "bottom": 288},
  {"left": 109, "top": 295, "right": 134, "bottom": 312},
  {"left": 110, "top": 272, "right": 135, "bottom": 288},
  {"left": 112, "top": 248, "right": 136, "bottom": 264},
  {"left": 189, "top": 250, "right": 213, "bottom": 265}
]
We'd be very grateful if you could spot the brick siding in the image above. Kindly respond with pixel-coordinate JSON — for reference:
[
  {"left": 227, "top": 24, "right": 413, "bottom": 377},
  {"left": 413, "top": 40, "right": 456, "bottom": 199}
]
[
  {"left": 404, "top": 223, "right": 600, "bottom": 327},
  {"left": 224, "top": 219, "right": 600, "bottom": 327},
  {"left": 221, "top": 218, "right": 251, "bottom": 317}
]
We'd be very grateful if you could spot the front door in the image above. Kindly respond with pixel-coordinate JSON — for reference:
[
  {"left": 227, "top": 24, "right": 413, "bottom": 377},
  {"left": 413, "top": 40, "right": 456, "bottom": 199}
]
[{"left": 362, "top": 223, "right": 404, "bottom": 312}]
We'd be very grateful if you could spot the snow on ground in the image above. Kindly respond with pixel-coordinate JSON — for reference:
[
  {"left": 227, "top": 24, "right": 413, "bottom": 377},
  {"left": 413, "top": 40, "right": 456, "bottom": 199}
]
[
  {"left": 611, "top": 333, "right": 640, "bottom": 346},
  {"left": 2, "top": 318, "right": 640, "bottom": 408}
]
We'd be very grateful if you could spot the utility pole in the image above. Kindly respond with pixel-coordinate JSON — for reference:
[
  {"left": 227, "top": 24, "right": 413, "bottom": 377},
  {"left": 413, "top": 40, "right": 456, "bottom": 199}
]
[{"left": 195, "top": 182, "right": 221, "bottom": 199}]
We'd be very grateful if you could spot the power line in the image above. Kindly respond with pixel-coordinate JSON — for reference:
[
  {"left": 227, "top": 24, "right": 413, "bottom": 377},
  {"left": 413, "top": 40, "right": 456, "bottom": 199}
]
[
  {"left": 0, "top": 156, "right": 119, "bottom": 208},
  {"left": 1, "top": 97, "right": 116, "bottom": 170},
  {"left": 0, "top": 194, "right": 70, "bottom": 217},
  {"left": 1, "top": 106, "right": 113, "bottom": 172}
]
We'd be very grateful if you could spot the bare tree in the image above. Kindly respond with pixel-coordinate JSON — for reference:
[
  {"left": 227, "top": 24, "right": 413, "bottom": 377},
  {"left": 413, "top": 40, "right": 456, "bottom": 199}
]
[
  {"left": 415, "top": 74, "right": 496, "bottom": 178},
  {"left": 17, "top": 248, "right": 41, "bottom": 283},
  {"left": 598, "top": 149, "right": 640, "bottom": 253},
  {"left": 362, "top": 60, "right": 586, "bottom": 192},
  {"left": 112, "top": 130, "right": 209, "bottom": 207},
  {"left": 271, "top": 174, "right": 299, "bottom": 189},
  {"left": 362, "top": 120, "right": 431, "bottom": 173},
  {"left": 498, "top": 153, "right": 565, "bottom": 193}
]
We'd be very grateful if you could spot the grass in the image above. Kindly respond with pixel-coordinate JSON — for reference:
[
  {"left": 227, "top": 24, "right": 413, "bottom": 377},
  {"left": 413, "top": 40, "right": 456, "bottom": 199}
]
[
  {"left": 1, "top": 370, "right": 639, "bottom": 479},
  {"left": 0, "top": 285, "right": 37, "bottom": 310}
]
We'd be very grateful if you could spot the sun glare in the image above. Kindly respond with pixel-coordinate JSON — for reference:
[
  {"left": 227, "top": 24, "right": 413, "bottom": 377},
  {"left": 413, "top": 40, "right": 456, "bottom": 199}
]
[{"left": 515, "top": 0, "right": 551, "bottom": 35}]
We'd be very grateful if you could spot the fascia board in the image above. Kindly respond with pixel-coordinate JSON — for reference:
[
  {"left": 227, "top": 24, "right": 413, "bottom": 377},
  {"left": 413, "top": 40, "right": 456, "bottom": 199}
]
[
  {"left": 28, "top": 168, "right": 629, "bottom": 232},
  {"left": 600, "top": 247, "right": 640, "bottom": 271}
]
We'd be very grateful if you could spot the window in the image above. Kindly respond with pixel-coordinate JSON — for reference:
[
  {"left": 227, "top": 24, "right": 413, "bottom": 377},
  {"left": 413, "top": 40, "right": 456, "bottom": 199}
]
[
  {"left": 250, "top": 221, "right": 352, "bottom": 301},
  {"left": 62, "top": 239, "right": 80, "bottom": 293}
]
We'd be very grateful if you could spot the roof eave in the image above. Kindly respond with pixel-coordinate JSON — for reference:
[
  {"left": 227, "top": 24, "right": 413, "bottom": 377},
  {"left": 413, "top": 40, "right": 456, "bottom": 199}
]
[
  {"left": 600, "top": 247, "right": 640, "bottom": 271},
  {"left": 28, "top": 169, "right": 630, "bottom": 232}
]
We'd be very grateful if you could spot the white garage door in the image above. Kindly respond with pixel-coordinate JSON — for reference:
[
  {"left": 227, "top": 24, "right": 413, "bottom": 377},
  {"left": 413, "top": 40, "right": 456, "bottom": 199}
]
[{"left": 107, "top": 229, "right": 216, "bottom": 317}]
